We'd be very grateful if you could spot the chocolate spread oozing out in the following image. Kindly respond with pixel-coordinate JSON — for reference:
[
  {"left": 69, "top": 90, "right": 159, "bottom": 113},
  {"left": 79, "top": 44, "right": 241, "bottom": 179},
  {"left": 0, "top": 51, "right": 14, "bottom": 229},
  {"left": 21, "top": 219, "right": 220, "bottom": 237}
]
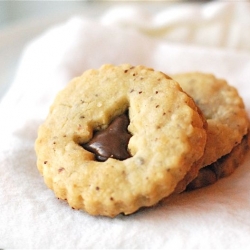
[{"left": 82, "top": 114, "right": 132, "bottom": 162}]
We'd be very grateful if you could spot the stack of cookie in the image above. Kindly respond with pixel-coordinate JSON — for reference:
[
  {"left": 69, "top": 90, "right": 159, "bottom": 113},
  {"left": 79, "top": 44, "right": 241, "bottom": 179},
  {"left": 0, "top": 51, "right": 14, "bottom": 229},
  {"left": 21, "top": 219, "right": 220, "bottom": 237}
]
[
  {"left": 35, "top": 64, "right": 249, "bottom": 217},
  {"left": 172, "top": 73, "right": 250, "bottom": 191}
]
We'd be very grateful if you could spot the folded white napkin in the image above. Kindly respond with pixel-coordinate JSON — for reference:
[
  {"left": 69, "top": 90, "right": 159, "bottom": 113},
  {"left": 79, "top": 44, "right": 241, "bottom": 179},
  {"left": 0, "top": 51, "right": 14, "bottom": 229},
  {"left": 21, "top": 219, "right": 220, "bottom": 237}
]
[{"left": 1, "top": 2, "right": 250, "bottom": 248}]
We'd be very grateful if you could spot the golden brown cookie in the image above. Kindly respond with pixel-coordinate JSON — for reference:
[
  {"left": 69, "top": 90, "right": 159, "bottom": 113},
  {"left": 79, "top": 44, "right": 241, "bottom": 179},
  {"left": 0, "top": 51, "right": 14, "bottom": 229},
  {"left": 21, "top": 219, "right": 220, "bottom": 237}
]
[
  {"left": 172, "top": 72, "right": 249, "bottom": 190},
  {"left": 35, "top": 64, "right": 207, "bottom": 217}
]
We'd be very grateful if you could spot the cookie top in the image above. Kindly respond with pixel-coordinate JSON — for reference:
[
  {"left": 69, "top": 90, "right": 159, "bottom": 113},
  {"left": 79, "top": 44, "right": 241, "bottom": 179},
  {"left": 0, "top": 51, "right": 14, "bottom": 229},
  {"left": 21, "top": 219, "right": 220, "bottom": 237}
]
[
  {"left": 35, "top": 64, "right": 207, "bottom": 217},
  {"left": 173, "top": 72, "right": 249, "bottom": 167}
]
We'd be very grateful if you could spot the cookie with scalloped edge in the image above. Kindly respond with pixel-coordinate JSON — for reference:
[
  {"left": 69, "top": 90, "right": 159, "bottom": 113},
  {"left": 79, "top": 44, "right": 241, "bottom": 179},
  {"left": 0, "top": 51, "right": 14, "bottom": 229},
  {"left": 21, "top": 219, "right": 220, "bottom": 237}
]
[{"left": 35, "top": 64, "right": 207, "bottom": 216}]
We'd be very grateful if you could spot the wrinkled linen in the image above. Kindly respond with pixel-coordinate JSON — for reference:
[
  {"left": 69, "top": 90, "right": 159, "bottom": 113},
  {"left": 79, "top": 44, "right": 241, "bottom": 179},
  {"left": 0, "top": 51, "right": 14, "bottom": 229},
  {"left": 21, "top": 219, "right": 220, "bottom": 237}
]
[{"left": 1, "top": 1, "right": 250, "bottom": 248}]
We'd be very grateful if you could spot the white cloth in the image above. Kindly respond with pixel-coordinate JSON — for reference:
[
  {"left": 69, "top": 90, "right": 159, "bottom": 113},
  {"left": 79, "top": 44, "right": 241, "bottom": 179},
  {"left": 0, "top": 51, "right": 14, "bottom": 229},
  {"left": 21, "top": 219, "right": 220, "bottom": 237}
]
[{"left": 1, "top": 2, "right": 250, "bottom": 248}]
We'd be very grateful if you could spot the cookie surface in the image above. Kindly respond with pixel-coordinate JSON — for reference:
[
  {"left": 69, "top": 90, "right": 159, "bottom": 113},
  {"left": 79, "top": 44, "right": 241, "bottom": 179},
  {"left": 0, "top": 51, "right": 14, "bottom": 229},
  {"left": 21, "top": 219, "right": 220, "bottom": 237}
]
[
  {"left": 35, "top": 64, "right": 207, "bottom": 217},
  {"left": 172, "top": 72, "right": 249, "bottom": 189}
]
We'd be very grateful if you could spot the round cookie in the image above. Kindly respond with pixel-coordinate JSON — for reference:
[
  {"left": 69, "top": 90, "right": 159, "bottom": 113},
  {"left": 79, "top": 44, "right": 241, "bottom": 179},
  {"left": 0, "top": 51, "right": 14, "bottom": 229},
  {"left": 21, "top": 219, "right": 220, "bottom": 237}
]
[
  {"left": 35, "top": 64, "right": 207, "bottom": 217},
  {"left": 172, "top": 72, "right": 249, "bottom": 189}
]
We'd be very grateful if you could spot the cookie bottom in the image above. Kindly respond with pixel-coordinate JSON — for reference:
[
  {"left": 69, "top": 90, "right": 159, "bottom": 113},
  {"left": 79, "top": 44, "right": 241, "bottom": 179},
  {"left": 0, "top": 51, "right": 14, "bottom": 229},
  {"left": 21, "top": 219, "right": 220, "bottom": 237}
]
[{"left": 186, "top": 130, "right": 250, "bottom": 191}]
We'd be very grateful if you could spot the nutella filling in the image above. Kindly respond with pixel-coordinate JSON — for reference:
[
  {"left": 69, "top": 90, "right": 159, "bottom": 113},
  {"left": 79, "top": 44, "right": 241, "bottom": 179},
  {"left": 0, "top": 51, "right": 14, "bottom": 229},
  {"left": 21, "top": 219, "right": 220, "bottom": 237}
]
[{"left": 82, "top": 113, "right": 132, "bottom": 162}]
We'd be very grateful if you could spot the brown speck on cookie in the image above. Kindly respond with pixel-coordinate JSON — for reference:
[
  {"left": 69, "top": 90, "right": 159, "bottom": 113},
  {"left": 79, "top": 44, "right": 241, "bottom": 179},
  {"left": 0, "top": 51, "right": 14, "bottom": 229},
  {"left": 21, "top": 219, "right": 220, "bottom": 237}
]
[{"left": 58, "top": 167, "right": 65, "bottom": 173}]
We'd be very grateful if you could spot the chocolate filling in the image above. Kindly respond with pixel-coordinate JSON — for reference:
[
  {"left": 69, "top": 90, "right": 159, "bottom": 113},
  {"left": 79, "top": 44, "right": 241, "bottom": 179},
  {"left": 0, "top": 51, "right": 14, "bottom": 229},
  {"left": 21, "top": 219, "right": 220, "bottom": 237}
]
[{"left": 82, "top": 113, "right": 132, "bottom": 162}]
